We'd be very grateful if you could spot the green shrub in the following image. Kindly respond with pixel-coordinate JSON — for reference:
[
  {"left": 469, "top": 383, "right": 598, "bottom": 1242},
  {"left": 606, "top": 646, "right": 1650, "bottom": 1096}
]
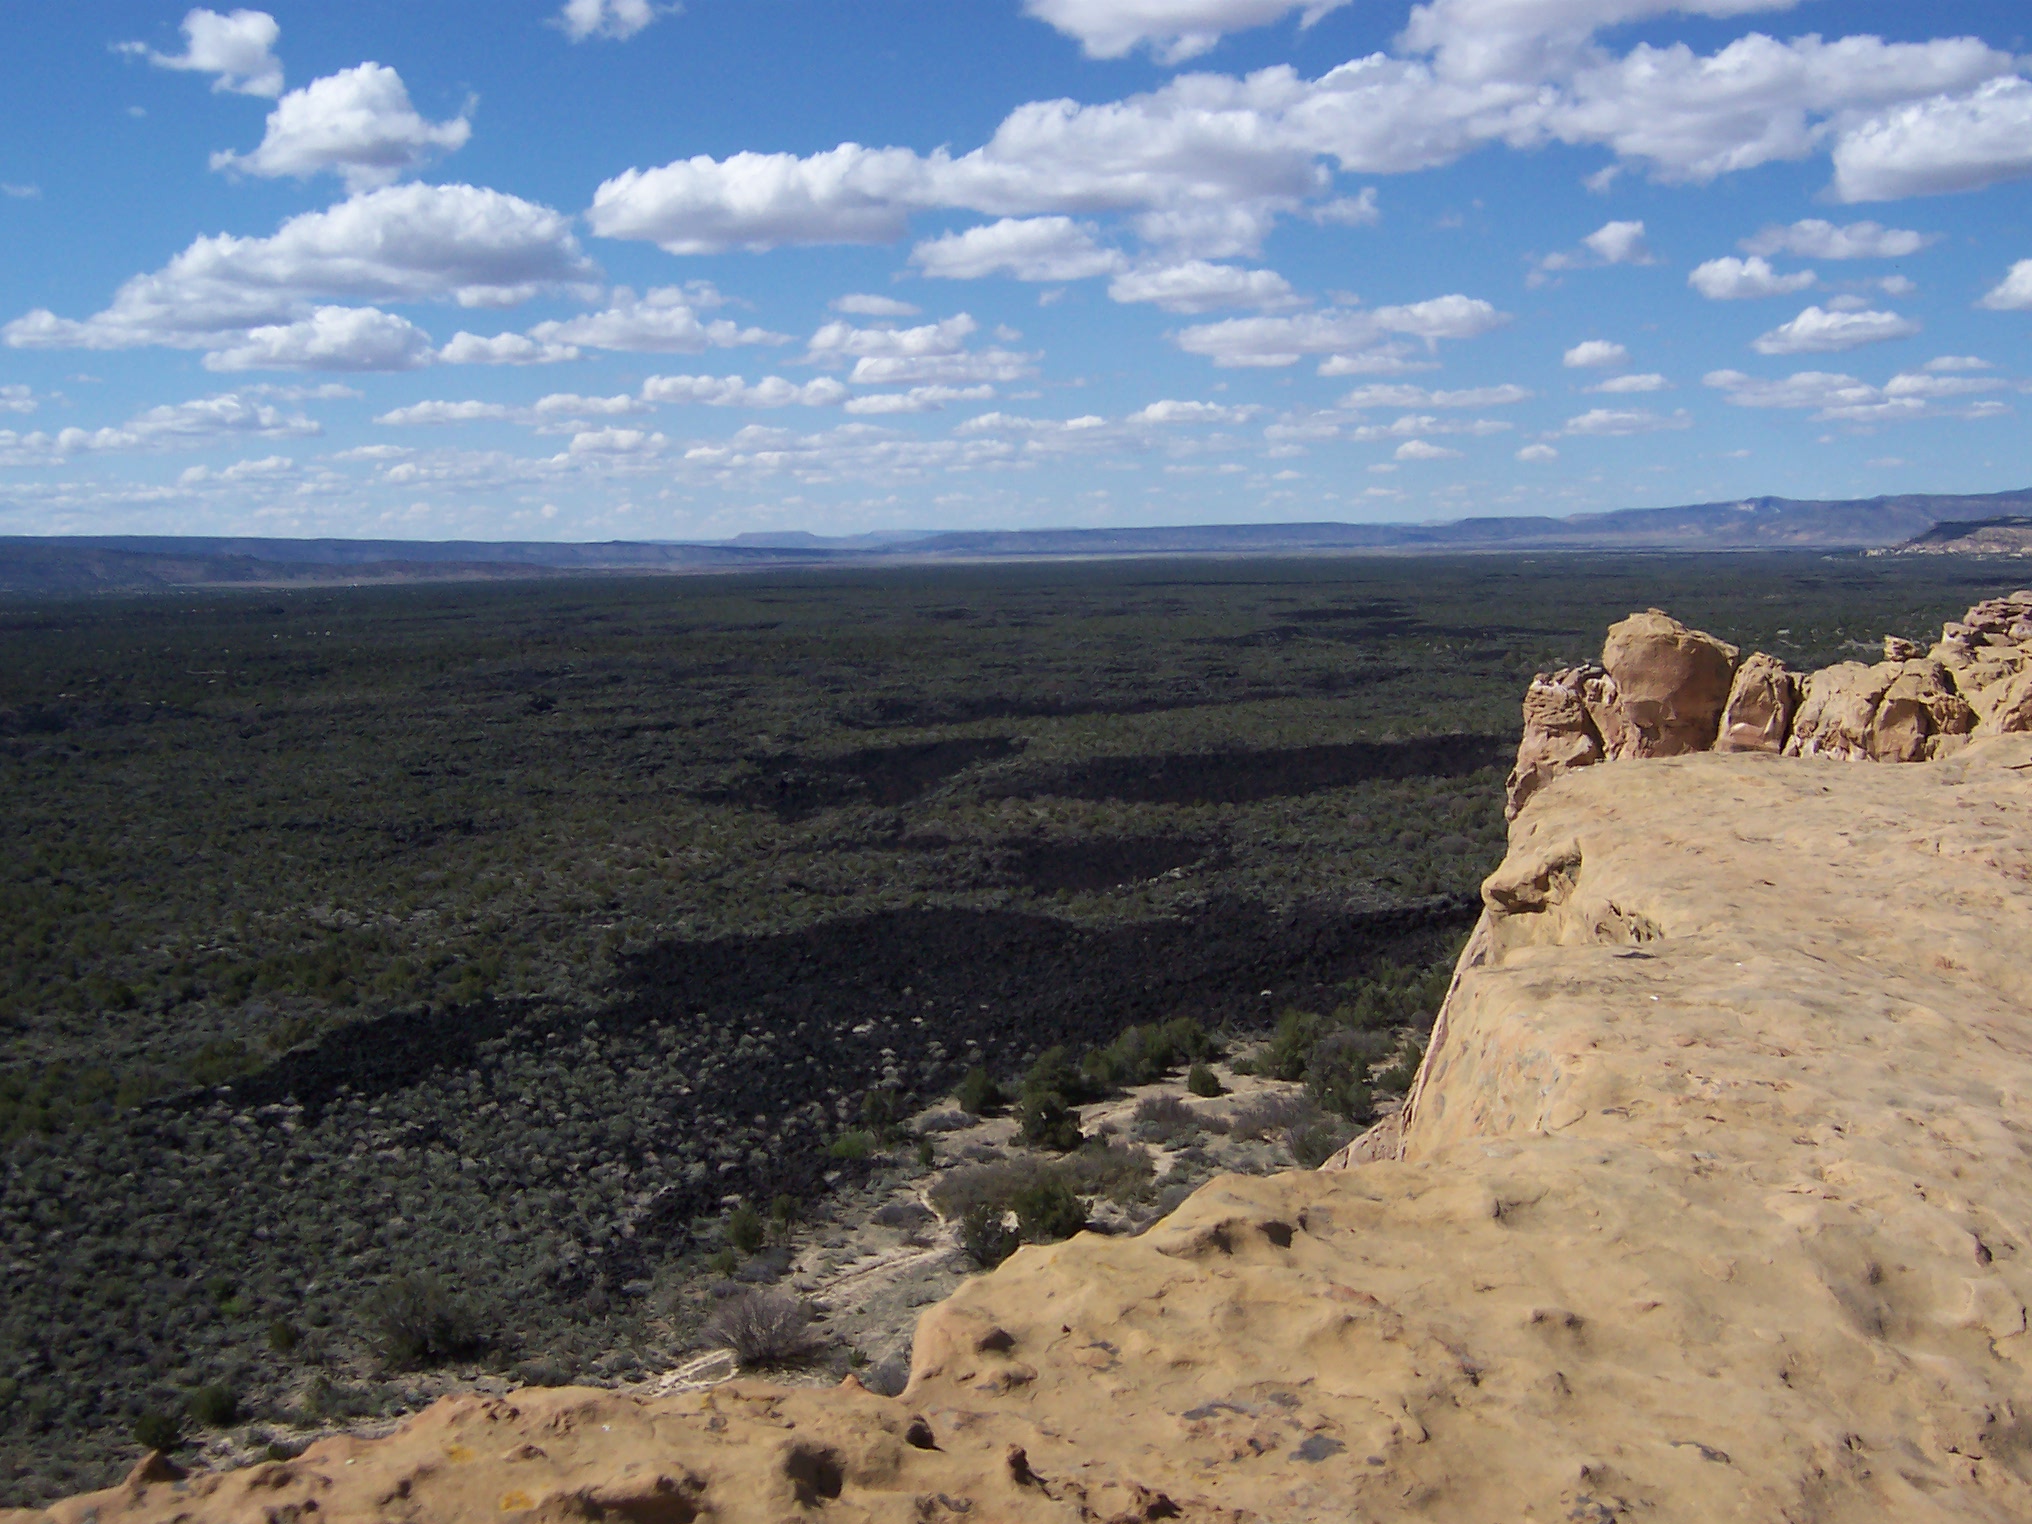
[
  {"left": 1186, "top": 1062, "right": 1223, "bottom": 1098},
  {"left": 726, "top": 1203, "right": 765, "bottom": 1255},
  {"left": 1079, "top": 1017, "right": 1221, "bottom": 1093},
  {"left": 914, "top": 1137, "right": 935, "bottom": 1167},
  {"left": 954, "top": 1066, "right": 1005, "bottom": 1115},
  {"left": 1017, "top": 1092, "right": 1082, "bottom": 1152},
  {"left": 958, "top": 1204, "right": 1020, "bottom": 1269},
  {"left": 134, "top": 1410, "right": 183, "bottom": 1452},
  {"left": 267, "top": 1318, "right": 300, "bottom": 1354},
  {"left": 363, "top": 1273, "right": 481, "bottom": 1368},
  {"left": 1290, "top": 1120, "right": 1353, "bottom": 1170},
  {"left": 707, "top": 1248, "right": 739, "bottom": 1277},
  {"left": 1012, "top": 1177, "right": 1086, "bottom": 1242},
  {"left": 188, "top": 1384, "right": 238, "bottom": 1428},
  {"left": 1023, "top": 1047, "right": 1091, "bottom": 1104},
  {"left": 860, "top": 1088, "right": 902, "bottom": 1138},
  {"left": 1306, "top": 1029, "right": 1383, "bottom": 1122},
  {"left": 828, "top": 1129, "right": 875, "bottom": 1161}
]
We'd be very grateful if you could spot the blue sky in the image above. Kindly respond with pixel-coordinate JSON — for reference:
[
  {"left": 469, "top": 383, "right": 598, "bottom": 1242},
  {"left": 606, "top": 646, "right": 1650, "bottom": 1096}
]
[{"left": 1, "top": 1, "right": 2029, "bottom": 542}]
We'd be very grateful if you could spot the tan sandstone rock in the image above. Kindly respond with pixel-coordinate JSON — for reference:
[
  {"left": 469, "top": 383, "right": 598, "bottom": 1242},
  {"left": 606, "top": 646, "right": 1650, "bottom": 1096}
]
[
  {"left": 1713, "top": 650, "right": 1797, "bottom": 753},
  {"left": 1781, "top": 659, "right": 1895, "bottom": 758},
  {"left": 1868, "top": 658, "right": 1976, "bottom": 760},
  {"left": 1503, "top": 665, "right": 1605, "bottom": 819},
  {"left": 1593, "top": 608, "right": 1738, "bottom": 759}
]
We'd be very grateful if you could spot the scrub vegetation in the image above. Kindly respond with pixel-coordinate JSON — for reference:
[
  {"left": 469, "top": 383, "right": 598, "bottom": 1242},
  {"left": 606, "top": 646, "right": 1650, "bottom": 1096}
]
[{"left": 0, "top": 552, "right": 2004, "bottom": 1503}]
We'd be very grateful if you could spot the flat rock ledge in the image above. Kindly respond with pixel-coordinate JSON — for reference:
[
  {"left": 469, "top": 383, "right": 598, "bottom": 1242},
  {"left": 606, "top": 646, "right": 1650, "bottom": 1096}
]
[{"left": 17, "top": 738, "right": 2032, "bottom": 1522}]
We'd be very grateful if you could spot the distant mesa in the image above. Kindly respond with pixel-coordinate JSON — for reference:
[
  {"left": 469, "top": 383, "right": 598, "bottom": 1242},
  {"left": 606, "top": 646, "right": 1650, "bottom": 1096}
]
[{"left": 5, "top": 487, "right": 2032, "bottom": 594}]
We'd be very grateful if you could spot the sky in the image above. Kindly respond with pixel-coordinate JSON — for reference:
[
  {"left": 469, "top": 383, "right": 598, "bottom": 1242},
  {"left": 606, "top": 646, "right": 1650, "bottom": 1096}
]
[{"left": 0, "top": 1, "right": 2029, "bottom": 544}]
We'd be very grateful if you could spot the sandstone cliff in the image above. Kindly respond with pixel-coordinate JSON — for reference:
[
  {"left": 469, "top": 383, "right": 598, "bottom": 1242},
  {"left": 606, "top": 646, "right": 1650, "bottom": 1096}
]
[{"left": 17, "top": 640, "right": 2032, "bottom": 1522}]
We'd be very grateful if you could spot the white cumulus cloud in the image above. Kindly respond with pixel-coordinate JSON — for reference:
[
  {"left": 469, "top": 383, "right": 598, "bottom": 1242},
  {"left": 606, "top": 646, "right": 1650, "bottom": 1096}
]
[
  {"left": 1394, "top": 439, "right": 1461, "bottom": 460},
  {"left": 203, "top": 305, "right": 435, "bottom": 371},
  {"left": 1563, "top": 339, "right": 1627, "bottom": 368},
  {"left": 1338, "top": 382, "right": 1531, "bottom": 408},
  {"left": 1705, "top": 365, "right": 2007, "bottom": 423},
  {"left": 831, "top": 294, "right": 921, "bottom": 318},
  {"left": 1023, "top": 0, "right": 1352, "bottom": 64},
  {"left": 4, "top": 184, "right": 593, "bottom": 359},
  {"left": 1979, "top": 261, "right": 2032, "bottom": 312},
  {"left": 1688, "top": 255, "right": 1816, "bottom": 300},
  {"left": 1127, "top": 399, "right": 1264, "bottom": 424},
  {"left": 1738, "top": 218, "right": 1935, "bottom": 260},
  {"left": 911, "top": 217, "right": 1125, "bottom": 281},
  {"left": 436, "top": 331, "right": 580, "bottom": 365},
  {"left": 1587, "top": 372, "right": 1669, "bottom": 393},
  {"left": 555, "top": 0, "right": 666, "bottom": 42},
  {"left": 1831, "top": 77, "right": 2032, "bottom": 201},
  {"left": 642, "top": 374, "right": 850, "bottom": 407},
  {"left": 210, "top": 64, "right": 472, "bottom": 193},
  {"left": 1752, "top": 305, "right": 1920, "bottom": 355},
  {"left": 117, "top": 8, "right": 284, "bottom": 98},
  {"left": 1516, "top": 442, "right": 1559, "bottom": 461},
  {"left": 1175, "top": 295, "right": 1507, "bottom": 367},
  {"left": 528, "top": 287, "right": 787, "bottom": 353},
  {"left": 1107, "top": 261, "right": 1300, "bottom": 313},
  {"left": 1563, "top": 407, "right": 1692, "bottom": 435},
  {"left": 843, "top": 385, "right": 996, "bottom": 415},
  {"left": 584, "top": 24, "right": 2015, "bottom": 261}
]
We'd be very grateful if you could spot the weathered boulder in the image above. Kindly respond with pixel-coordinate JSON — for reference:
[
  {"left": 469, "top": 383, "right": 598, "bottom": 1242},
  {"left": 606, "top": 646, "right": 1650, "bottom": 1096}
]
[
  {"left": 1958, "top": 590, "right": 2032, "bottom": 640},
  {"left": 1970, "top": 667, "right": 2032, "bottom": 733},
  {"left": 1503, "top": 666, "right": 1605, "bottom": 819},
  {"left": 1868, "top": 659, "right": 1976, "bottom": 761},
  {"left": 1594, "top": 609, "right": 1738, "bottom": 759},
  {"left": 1713, "top": 651, "right": 1797, "bottom": 754},
  {"left": 1782, "top": 660, "right": 1896, "bottom": 759}
]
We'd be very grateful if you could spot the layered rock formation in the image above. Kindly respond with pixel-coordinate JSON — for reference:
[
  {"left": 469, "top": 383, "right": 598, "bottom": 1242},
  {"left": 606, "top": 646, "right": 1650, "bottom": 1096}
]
[
  {"left": 18, "top": 640, "right": 2032, "bottom": 1522},
  {"left": 1505, "top": 593, "right": 2032, "bottom": 816}
]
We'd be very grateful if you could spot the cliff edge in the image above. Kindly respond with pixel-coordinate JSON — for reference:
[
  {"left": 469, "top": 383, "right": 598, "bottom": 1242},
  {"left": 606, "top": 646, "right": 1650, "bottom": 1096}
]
[{"left": 16, "top": 687, "right": 2032, "bottom": 1519}]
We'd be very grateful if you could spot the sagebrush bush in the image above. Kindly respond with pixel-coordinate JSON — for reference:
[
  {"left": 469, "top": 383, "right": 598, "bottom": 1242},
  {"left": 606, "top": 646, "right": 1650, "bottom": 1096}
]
[
  {"left": 1187, "top": 1062, "right": 1223, "bottom": 1098},
  {"left": 703, "top": 1291, "right": 819, "bottom": 1367},
  {"left": 1227, "top": 1091, "right": 1319, "bottom": 1141},
  {"left": 363, "top": 1274, "right": 480, "bottom": 1368},
  {"left": 1132, "top": 1093, "right": 1198, "bottom": 1142}
]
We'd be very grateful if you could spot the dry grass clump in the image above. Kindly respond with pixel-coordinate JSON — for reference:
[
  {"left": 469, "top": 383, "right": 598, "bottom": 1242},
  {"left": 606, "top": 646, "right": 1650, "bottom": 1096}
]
[{"left": 703, "top": 1290, "right": 821, "bottom": 1368}]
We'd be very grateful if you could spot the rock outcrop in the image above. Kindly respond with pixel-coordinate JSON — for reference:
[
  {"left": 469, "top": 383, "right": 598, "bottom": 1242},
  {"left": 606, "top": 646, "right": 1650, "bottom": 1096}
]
[{"left": 1507, "top": 591, "right": 2032, "bottom": 815}]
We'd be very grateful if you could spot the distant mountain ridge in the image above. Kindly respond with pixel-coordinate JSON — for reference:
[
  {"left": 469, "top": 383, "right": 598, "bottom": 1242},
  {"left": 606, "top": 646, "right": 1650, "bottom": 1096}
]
[{"left": 3, "top": 488, "right": 2027, "bottom": 594}]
